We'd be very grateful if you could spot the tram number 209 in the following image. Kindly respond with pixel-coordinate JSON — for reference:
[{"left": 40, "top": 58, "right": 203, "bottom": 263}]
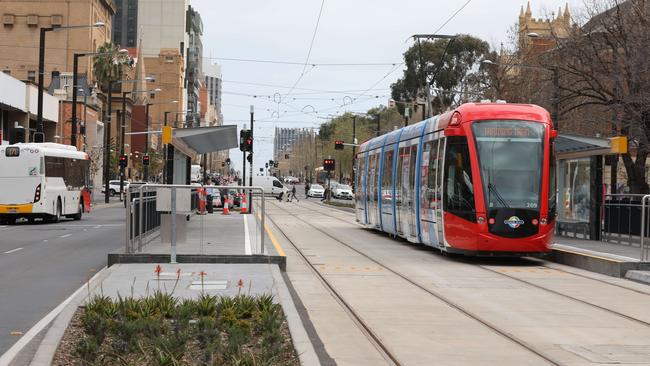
[{"left": 526, "top": 202, "right": 538, "bottom": 208}]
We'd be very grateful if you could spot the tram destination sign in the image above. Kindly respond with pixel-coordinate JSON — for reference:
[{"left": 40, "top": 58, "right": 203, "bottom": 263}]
[{"left": 479, "top": 126, "right": 531, "bottom": 138}]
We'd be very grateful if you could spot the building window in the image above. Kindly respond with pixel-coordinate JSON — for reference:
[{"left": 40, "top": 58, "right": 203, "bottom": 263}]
[{"left": 27, "top": 70, "right": 35, "bottom": 82}]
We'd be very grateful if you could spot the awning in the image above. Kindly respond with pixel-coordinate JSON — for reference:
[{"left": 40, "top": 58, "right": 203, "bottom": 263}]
[
  {"left": 555, "top": 133, "right": 611, "bottom": 159},
  {"left": 171, "top": 125, "right": 238, "bottom": 156}
]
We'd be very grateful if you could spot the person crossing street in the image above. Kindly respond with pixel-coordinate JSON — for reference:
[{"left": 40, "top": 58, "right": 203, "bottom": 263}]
[{"left": 289, "top": 184, "right": 300, "bottom": 202}]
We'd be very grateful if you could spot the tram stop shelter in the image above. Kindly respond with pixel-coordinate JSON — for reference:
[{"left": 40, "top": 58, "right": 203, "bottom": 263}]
[
  {"left": 554, "top": 133, "right": 626, "bottom": 240},
  {"left": 164, "top": 125, "right": 238, "bottom": 184}
]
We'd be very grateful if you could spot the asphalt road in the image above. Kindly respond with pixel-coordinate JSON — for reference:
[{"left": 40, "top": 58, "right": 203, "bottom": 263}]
[
  {"left": 0, "top": 203, "right": 125, "bottom": 355},
  {"left": 290, "top": 183, "right": 355, "bottom": 205}
]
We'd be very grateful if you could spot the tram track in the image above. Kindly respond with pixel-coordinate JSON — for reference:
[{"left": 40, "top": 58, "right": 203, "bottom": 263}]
[
  {"left": 264, "top": 203, "right": 403, "bottom": 366},
  {"left": 268, "top": 201, "right": 563, "bottom": 366},
  {"left": 306, "top": 201, "right": 650, "bottom": 297}
]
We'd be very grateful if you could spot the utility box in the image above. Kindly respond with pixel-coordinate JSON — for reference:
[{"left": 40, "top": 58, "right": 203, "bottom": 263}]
[
  {"left": 156, "top": 188, "right": 192, "bottom": 212},
  {"left": 160, "top": 214, "right": 187, "bottom": 244}
]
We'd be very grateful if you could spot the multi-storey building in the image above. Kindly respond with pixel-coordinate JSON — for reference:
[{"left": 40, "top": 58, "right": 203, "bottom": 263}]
[
  {"left": 0, "top": 0, "right": 115, "bottom": 142},
  {"left": 202, "top": 60, "right": 222, "bottom": 126},
  {"left": 185, "top": 5, "right": 202, "bottom": 128},
  {"left": 112, "top": 0, "right": 137, "bottom": 48},
  {"left": 274, "top": 127, "right": 314, "bottom": 162}
]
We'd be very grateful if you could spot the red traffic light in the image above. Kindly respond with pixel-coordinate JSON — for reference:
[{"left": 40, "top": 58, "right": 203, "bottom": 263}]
[
  {"left": 142, "top": 155, "right": 150, "bottom": 166},
  {"left": 119, "top": 154, "right": 128, "bottom": 168},
  {"left": 334, "top": 140, "right": 344, "bottom": 150},
  {"left": 323, "top": 158, "right": 335, "bottom": 172}
]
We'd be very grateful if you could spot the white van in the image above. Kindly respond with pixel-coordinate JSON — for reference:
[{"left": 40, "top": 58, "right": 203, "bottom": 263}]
[
  {"left": 191, "top": 165, "right": 201, "bottom": 183},
  {"left": 252, "top": 176, "right": 286, "bottom": 195}
]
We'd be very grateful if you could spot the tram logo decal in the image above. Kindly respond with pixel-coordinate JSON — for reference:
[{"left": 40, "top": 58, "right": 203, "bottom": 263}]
[{"left": 504, "top": 216, "right": 524, "bottom": 229}]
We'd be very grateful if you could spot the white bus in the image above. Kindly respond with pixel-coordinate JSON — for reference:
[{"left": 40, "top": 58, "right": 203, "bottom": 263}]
[{"left": 0, "top": 143, "right": 90, "bottom": 224}]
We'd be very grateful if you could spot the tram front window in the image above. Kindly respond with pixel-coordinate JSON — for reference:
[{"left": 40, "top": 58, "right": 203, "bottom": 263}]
[{"left": 472, "top": 121, "right": 545, "bottom": 211}]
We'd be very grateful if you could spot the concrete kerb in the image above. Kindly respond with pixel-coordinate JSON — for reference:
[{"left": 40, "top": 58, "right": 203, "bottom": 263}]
[
  {"left": 107, "top": 253, "right": 287, "bottom": 271},
  {"left": 270, "top": 265, "right": 320, "bottom": 366},
  {"left": 549, "top": 244, "right": 650, "bottom": 277},
  {"left": 3, "top": 266, "right": 116, "bottom": 366}
]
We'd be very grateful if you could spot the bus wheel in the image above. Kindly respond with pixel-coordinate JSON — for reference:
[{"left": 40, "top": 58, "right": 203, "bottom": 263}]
[
  {"left": 72, "top": 201, "right": 83, "bottom": 221},
  {"left": 50, "top": 200, "right": 61, "bottom": 223}
]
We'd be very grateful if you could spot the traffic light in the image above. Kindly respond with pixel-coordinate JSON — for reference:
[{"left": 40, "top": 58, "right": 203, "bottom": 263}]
[
  {"left": 226, "top": 158, "right": 231, "bottom": 165},
  {"left": 119, "top": 154, "right": 128, "bottom": 168},
  {"left": 335, "top": 140, "right": 344, "bottom": 150},
  {"left": 269, "top": 159, "right": 274, "bottom": 166},
  {"left": 324, "top": 158, "right": 335, "bottom": 172},
  {"left": 239, "top": 130, "right": 253, "bottom": 152},
  {"left": 142, "top": 155, "right": 150, "bottom": 166},
  {"left": 265, "top": 162, "right": 269, "bottom": 168},
  {"left": 274, "top": 162, "right": 278, "bottom": 168},
  {"left": 247, "top": 153, "right": 252, "bottom": 163}
]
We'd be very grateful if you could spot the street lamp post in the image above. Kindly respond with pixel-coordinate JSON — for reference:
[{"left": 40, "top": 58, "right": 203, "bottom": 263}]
[
  {"left": 72, "top": 50, "right": 128, "bottom": 148},
  {"left": 481, "top": 59, "right": 559, "bottom": 130},
  {"left": 37, "top": 22, "right": 104, "bottom": 143},
  {"left": 104, "top": 80, "right": 112, "bottom": 204},
  {"left": 143, "top": 100, "right": 178, "bottom": 182}
]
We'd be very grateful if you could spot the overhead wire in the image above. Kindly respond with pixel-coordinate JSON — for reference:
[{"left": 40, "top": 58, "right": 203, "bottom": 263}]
[{"left": 284, "top": 0, "right": 325, "bottom": 97}]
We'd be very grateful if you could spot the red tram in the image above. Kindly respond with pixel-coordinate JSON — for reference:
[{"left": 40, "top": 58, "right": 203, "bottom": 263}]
[{"left": 355, "top": 103, "right": 556, "bottom": 255}]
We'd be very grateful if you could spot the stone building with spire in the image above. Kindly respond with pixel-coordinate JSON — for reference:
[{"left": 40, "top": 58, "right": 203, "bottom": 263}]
[{"left": 518, "top": 2, "right": 572, "bottom": 54}]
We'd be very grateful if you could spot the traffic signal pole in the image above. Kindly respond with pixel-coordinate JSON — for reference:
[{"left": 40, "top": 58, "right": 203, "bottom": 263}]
[
  {"left": 249, "top": 106, "right": 254, "bottom": 214},
  {"left": 352, "top": 116, "right": 356, "bottom": 192},
  {"left": 242, "top": 124, "right": 246, "bottom": 191}
]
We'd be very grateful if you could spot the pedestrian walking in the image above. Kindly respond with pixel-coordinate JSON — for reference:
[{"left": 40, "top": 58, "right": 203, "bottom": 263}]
[
  {"left": 289, "top": 185, "right": 300, "bottom": 202},
  {"left": 305, "top": 182, "right": 310, "bottom": 198},
  {"left": 321, "top": 187, "right": 329, "bottom": 202},
  {"left": 205, "top": 179, "right": 215, "bottom": 214}
]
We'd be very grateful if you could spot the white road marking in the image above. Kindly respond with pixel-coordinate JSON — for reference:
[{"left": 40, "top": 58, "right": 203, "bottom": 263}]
[
  {"left": 93, "top": 225, "right": 101, "bottom": 229},
  {"left": 59, "top": 234, "right": 72, "bottom": 239},
  {"left": 43, "top": 240, "right": 48, "bottom": 243},
  {"left": 3, "top": 247, "right": 23, "bottom": 254},
  {"left": 0, "top": 267, "right": 108, "bottom": 365},
  {"left": 243, "top": 214, "right": 252, "bottom": 255}
]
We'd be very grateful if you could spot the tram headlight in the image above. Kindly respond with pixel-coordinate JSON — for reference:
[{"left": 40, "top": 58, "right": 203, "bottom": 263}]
[{"left": 540, "top": 218, "right": 547, "bottom": 225}]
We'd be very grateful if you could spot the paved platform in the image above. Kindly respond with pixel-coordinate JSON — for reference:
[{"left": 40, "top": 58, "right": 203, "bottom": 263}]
[
  {"left": 551, "top": 236, "right": 650, "bottom": 279},
  {"left": 109, "top": 208, "right": 285, "bottom": 268}
]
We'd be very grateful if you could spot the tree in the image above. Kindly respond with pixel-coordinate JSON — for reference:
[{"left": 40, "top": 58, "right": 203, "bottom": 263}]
[
  {"left": 92, "top": 42, "right": 131, "bottom": 92},
  {"left": 391, "top": 35, "right": 492, "bottom": 117},
  {"left": 552, "top": 0, "right": 650, "bottom": 193}
]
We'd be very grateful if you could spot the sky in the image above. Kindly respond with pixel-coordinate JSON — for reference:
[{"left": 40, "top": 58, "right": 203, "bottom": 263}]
[{"left": 190, "top": 0, "right": 581, "bottom": 175}]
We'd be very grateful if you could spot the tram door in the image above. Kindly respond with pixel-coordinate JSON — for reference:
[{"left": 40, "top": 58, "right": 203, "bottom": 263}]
[
  {"left": 436, "top": 137, "right": 446, "bottom": 247},
  {"left": 407, "top": 143, "right": 418, "bottom": 239},
  {"left": 368, "top": 152, "right": 380, "bottom": 228},
  {"left": 395, "top": 146, "right": 405, "bottom": 234},
  {"left": 420, "top": 138, "right": 438, "bottom": 246}
]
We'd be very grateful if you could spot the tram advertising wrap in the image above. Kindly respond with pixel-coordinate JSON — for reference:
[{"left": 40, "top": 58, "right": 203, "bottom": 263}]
[{"left": 355, "top": 103, "right": 556, "bottom": 256}]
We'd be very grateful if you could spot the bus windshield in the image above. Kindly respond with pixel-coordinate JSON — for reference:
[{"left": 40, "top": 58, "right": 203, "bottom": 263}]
[{"left": 472, "top": 120, "right": 544, "bottom": 211}]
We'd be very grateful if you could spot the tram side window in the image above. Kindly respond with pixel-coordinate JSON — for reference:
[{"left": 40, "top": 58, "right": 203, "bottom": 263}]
[
  {"left": 382, "top": 148, "right": 394, "bottom": 205},
  {"left": 425, "top": 140, "right": 439, "bottom": 209},
  {"left": 356, "top": 156, "right": 364, "bottom": 202},
  {"left": 548, "top": 142, "right": 557, "bottom": 220},
  {"left": 368, "top": 154, "right": 376, "bottom": 203},
  {"left": 408, "top": 145, "right": 417, "bottom": 204},
  {"left": 395, "top": 147, "right": 405, "bottom": 206},
  {"left": 443, "top": 136, "right": 476, "bottom": 222}
]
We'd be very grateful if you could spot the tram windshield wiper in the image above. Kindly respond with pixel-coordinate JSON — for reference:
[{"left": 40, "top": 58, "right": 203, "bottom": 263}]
[{"left": 488, "top": 183, "right": 510, "bottom": 208}]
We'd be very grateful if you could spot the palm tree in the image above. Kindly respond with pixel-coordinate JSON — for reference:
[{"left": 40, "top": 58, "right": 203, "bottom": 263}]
[{"left": 92, "top": 42, "right": 130, "bottom": 92}]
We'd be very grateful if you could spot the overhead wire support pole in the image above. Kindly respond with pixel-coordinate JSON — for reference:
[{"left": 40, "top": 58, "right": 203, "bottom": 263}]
[{"left": 412, "top": 34, "right": 457, "bottom": 119}]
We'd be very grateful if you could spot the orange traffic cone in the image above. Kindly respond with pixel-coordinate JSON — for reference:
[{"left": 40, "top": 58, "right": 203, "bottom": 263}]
[
  {"left": 223, "top": 195, "right": 230, "bottom": 215},
  {"left": 240, "top": 194, "right": 248, "bottom": 214}
]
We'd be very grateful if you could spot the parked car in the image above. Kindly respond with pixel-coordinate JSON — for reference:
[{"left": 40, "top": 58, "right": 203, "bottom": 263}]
[
  {"left": 307, "top": 184, "right": 325, "bottom": 198},
  {"left": 332, "top": 184, "right": 353, "bottom": 200},
  {"left": 101, "top": 180, "right": 128, "bottom": 196}
]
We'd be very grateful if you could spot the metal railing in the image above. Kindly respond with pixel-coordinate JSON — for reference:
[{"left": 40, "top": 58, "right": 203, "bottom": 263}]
[
  {"left": 126, "top": 184, "right": 266, "bottom": 263},
  {"left": 601, "top": 193, "right": 650, "bottom": 260},
  {"left": 640, "top": 195, "right": 650, "bottom": 261}
]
